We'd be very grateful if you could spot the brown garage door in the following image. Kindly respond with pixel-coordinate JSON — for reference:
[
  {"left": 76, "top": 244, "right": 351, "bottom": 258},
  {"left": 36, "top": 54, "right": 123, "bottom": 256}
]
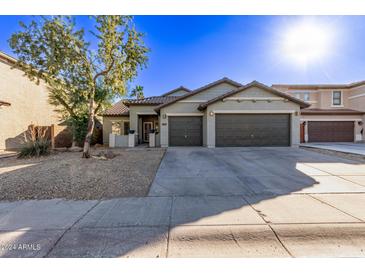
[
  {"left": 215, "top": 114, "right": 290, "bottom": 147},
  {"left": 308, "top": 121, "right": 354, "bottom": 142},
  {"left": 169, "top": 116, "right": 202, "bottom": 146}
]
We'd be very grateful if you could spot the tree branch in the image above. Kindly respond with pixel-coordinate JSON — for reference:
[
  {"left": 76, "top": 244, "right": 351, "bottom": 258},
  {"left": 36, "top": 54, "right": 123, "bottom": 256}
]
[{"left": 53, "top": 93, "right": 77, "bottom": 118}]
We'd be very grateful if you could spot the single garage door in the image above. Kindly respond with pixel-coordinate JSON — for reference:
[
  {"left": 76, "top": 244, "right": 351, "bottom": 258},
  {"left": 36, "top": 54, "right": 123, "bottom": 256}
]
[
  {"left": 308, "top": 121, "right": 354, "bottom": 142},
  {"left": 169, "top": 116, "right": 202, "bottom": 146},
  {"left": 216, "top": 114, "right": 290, "bottom": 147}
]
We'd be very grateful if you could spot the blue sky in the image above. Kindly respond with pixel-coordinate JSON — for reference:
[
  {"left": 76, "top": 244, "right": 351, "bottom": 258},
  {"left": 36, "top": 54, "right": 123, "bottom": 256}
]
[{"left": 1, "top": 16, "right": 365, "bottom": 97}]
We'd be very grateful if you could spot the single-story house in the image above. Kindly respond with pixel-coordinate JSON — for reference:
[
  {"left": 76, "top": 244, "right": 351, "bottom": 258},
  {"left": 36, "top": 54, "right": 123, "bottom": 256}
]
[{"left": 103, "top": 77, "right": 311, "bottom": 148}]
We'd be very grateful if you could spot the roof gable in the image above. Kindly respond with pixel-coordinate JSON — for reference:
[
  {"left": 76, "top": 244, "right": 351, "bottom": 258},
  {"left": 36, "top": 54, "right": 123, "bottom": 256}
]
[
  {"left": 161, "top": 86, "right": 191, "bottom": 97},
  {"left": 155, "top": 77, "right": 242, "bottom": 112},
  {"left": 198, "top": 81, "right": 310, "bottom": 110}
]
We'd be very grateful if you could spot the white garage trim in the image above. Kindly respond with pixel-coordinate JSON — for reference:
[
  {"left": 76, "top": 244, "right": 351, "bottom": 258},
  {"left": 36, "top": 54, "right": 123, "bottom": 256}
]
[
  {"left": 222, "top": 97, "right": 287, "bottom": 102},
  {"left": 136, "top": 112, "right": 157, "bottom": 115},
  {"left": 301, "top": 118, "right": 362, "bottom": 121},
  {"left": 213, "top": 110, "right": 296, "bottom": 114},
  {"left": 177, "top": 100, "right": 206, "bottom": 103},
  {"left": 166, "top": 113, "right": 204, "bottom": 116}
]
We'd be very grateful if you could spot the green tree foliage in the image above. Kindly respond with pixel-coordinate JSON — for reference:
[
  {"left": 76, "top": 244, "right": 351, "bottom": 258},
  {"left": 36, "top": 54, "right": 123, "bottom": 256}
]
[
  {"left": 9, "top": 16, "right": 149, "bottom": 157},
  {"left": 130, "top": 85, "right": 144, "bottom": 99}
]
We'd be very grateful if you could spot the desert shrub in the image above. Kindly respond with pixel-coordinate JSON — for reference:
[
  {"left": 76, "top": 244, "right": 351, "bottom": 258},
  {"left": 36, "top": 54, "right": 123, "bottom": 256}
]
[
  {"left": 18, "top": 125, "right": 51, "bottom": 158},
  {"left": 67, "top": 115, "right": 102, "bottom": 147}
]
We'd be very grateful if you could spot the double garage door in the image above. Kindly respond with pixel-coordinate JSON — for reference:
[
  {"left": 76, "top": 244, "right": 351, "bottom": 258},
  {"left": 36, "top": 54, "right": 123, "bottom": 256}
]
[
  {"left": 307, "top": 121, "right": 354, "bottom": 142},
  {"left": 216, "top": 114, "right": 290, "bottom": 147},
  {"left": 168, "top": 114, "right": 290, "bottom": 147}
]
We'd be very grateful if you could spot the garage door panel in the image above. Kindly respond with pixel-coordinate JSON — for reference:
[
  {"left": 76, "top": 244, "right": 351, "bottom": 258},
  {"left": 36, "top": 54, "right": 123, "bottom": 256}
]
[
  {"left": 308, "top": 121, "right": 354, "bottom": 142},
  {"left": 216, "top": 114, "right": 290, "bottom": 147},
  {"left": 169, "top": 116, "right": 202, "bottom": 146}
]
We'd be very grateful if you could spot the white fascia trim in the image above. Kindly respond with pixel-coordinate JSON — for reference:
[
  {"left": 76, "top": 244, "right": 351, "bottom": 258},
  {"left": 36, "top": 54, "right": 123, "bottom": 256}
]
[
  {"left": 222, "top": 97, "right": 287, "bottom": 102},
  {"left": 108, "top": 118, "right": 129, "bottom": 121},
  {"left": 349, "top": 93, "right": 365, "bottom": 99},
  {"left": 177, "top": 100, "right": 206, "bottom": 103},
  {"left": 301, "top": 118, "right": 361, "bottom": 121},
  {"left": 306, "top": 101, "right": 318, "bottom": 104},
  {"left": 136, "top": 112, "right": 158, "bottom": 115},
  {"left": 330, "top": 105, "right": 345, "bottom": 108},
  {"left": 213, "top": 110, "right": 295, "bottom": 114},
  {"left": 166, "top": 113, "right": 204, "bottom": 116},
  {"left": 287, "top": 90, "right": 318, "bottom": 93}
]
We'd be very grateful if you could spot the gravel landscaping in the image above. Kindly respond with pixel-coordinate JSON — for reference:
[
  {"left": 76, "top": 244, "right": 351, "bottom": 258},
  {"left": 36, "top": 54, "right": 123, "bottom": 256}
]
[{"left": 0, "top": 148, "right": 165, "bottom": 201}]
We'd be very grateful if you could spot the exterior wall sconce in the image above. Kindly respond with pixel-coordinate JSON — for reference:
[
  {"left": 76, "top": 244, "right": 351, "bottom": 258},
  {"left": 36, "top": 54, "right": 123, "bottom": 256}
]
[
  {"left": 295, "top": 111, "right": 299, "bottom": 116},
  {"left": 252, "top": 99, "right": 256, "bottom": 103},
  {"left": 358, "top": 121, "right": 363, "bottom": 126},
  {"left": 209, "top": 111, "right": 214, "bottom": 116},
  {"left": 162, "top": 113, "right": 167, "bottom": 119}
]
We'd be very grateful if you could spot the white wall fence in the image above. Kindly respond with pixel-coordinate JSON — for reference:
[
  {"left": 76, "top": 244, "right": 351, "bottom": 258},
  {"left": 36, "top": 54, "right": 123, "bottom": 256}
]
[
  {"left": 109, "top": 132, "right": 159, "bottom": 148},
  {"left": 109, "top": 133, "right": 135, "bottom": 148}
]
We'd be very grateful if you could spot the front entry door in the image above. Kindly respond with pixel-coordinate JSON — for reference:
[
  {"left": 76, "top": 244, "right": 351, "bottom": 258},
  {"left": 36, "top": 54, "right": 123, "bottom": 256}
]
[{"left": 143, "top": 122, "right": 153, "bottom": 142}]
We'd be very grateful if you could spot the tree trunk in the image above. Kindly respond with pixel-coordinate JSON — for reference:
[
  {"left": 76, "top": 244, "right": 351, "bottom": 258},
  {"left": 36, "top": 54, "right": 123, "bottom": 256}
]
[{"left": 82, "top": 97, "right": 95, "bottom": 158}]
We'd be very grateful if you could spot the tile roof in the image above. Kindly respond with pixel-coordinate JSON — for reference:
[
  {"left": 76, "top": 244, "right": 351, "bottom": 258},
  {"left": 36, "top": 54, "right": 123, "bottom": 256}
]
[
  {"left": 301, "top": 108, "right": 365, "bottom": 115},
  {"left": 154, "top": 77, "right": 243, "bottom": 112},
  {"left": 103, "top": 101, "right": 129, "bottom": 116},
  {"left": 123, "top": 96, "right": 180, "bottom": 106}
]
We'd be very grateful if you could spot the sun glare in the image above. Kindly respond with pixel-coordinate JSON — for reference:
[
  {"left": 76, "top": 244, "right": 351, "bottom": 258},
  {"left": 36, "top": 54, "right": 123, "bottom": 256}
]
[{"left": 281, "top": 21, "right": 334, "bottom": 67}]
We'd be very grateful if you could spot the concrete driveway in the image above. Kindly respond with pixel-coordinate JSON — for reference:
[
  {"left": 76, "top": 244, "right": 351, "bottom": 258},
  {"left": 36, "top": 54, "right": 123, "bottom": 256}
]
[
  {"left": 1, "top": 147, "right": 365, "bottom": 257},
  {"left": 149, "top": 147, "right": 365, "bottom": 196}
]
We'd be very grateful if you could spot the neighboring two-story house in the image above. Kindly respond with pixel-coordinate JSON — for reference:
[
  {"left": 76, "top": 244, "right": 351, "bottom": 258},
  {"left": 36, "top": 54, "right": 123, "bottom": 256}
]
[
  {"left": 273, "top": 82, "right": 365, "bottom": 143},
  {"left": 103, "top": 78, "right": 365, "bottom": 148}
]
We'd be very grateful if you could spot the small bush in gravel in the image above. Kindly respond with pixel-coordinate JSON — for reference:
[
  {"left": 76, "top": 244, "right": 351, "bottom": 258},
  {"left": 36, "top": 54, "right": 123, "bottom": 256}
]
[
  {"left": 18, "top": 125, "right": 51, "bottom": 158},
  {"left": 18, "top": 139, "right": 51, "bottom": 158}
]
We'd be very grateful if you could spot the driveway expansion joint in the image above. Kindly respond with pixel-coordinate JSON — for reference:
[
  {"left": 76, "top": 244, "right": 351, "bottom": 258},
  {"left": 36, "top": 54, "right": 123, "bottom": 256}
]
[
  {"left": 308, "top": 194, "right": 365, "bottom": 223},
  {"left": 43, "top": 200, "right": 101, "bottom": 258}
]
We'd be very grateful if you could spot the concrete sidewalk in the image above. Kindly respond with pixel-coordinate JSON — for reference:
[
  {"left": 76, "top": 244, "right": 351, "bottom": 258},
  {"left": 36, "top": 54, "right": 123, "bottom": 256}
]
[
  {"left": 301, "top": 142, "right": 365, "bottom": 156},
  {"left": 0, "top": 194, "right": 364, "bottom": 258}
]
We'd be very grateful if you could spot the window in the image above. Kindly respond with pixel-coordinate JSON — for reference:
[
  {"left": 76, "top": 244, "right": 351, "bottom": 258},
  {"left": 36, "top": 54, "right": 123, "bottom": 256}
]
[
  {"left": 123, "top": 121, "right": 130, "bottom": 135},
  {"left": 332, "top": 91, "right": 342, "bottom": 106},
  {"left": 303, "top": 93, "right": 310, "bottom": 102},
  {"left": 111, "top": 122, "right": 122, "bottom": 135}
]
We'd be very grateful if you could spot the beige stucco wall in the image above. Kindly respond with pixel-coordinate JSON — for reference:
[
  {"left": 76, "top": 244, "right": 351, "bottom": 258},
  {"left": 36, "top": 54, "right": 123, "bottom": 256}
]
[
  {"left": 128, "top": 105, "right": 158, "bottom": 144},
  {"left": 278, "top": 89, "right": 319, "bottom": 109},
  {"left": 159, "top": 102, "right": 203, "bottom": 147},
  {"left": 349, "top": 85, "right": 365, "bottom": 113},
  {"left": 102, "top": 116, "right": 130, "bottom": 145},
  {"left": 159, "top": 82, "right": 239, "bottom": 147},
  {"left": 159, "top": 85, "right": 301, "bottom": 147},
  {"left": 205, "top": 86, "right": 301, "bottom": 147},
  {"left": 316, "top": 89, "right": 351, "bottom": 109},
  {"left": 0, "top": 59, "right": 60, "bottom": 150}
]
